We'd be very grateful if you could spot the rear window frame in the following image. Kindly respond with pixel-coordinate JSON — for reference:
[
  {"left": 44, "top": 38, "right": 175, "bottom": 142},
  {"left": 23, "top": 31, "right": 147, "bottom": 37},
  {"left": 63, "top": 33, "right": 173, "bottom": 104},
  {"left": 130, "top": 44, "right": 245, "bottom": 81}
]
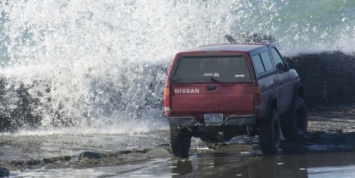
[{"left": 170, "top": 55, "right": 254, "bottom": 83}]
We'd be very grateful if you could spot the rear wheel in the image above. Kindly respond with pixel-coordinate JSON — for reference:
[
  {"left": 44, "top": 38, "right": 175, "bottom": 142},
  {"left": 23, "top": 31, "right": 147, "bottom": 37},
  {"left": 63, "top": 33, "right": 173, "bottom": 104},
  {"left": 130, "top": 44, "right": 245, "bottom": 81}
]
[
  {"left": 280, "top": 97, "right": 308, "bottom": 141},
  {"left": 170, "top": 127, "right": 192, "bottom": 158},
  {"left": 258, "top": 109, "right": 280, "bottom": 155}
]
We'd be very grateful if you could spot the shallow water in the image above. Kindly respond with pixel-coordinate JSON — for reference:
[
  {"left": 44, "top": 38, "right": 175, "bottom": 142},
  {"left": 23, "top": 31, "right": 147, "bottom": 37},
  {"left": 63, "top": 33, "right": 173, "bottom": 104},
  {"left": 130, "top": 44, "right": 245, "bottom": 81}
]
[
  {"left": 0, "top": 130, "right": 169, "bottom": 161},
  {"left": 11, "top": 151, "right": 355, "bottom": 178},
  {"left": 3, "top": 127, "right": 355, "bottom": 178}
]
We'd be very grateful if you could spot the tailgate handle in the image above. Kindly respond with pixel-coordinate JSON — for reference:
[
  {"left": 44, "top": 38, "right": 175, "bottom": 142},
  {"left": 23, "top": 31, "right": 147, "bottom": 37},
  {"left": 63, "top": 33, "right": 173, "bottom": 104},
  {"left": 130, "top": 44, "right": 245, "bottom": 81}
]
[{"left": 206, "top": 86, "right": 217, "bottom": 91}]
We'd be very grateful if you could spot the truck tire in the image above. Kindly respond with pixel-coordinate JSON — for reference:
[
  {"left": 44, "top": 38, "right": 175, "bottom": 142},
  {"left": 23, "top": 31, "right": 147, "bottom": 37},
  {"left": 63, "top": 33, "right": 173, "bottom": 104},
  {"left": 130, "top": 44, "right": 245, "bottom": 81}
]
[
  {"left": 258, "top": 109, "right": 280, "bottom": 155},
  {"left": 170, "top": 127, "right": 192, "bottom": 158},
  {"left": 280, "top": 97, "right": 308, "bottom": 141}
]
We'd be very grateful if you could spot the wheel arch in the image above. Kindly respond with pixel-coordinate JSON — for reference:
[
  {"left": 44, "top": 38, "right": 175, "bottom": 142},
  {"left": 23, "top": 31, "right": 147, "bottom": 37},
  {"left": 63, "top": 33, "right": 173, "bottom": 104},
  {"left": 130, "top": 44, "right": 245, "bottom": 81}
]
[
  {"left": 280, "top": 83, "right": 305, "bottom": 119},
  {"left": 260, "top": 96, "right": 278, "bottom": 119},
  {"left": 295, "top": 83, "right": 305, "bottom": 99},
  {"left": 290, "top": 82, "right": 305, "bottom": 110}
]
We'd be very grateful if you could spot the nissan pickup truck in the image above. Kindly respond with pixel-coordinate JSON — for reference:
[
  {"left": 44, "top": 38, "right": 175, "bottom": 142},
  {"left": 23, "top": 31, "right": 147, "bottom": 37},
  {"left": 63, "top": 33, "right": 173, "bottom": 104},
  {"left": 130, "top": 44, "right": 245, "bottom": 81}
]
[{"left": 164, "top": 42, "right": 307, "bottom": 157}]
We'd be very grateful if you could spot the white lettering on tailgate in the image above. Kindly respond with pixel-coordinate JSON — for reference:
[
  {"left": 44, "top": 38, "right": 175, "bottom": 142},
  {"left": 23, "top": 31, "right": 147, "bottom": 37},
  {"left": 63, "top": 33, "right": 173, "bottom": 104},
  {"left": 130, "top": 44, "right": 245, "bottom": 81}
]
[
  {"left": 234, "top": 74, "right": 245, "bottom": 78},
  {"left": 174, "top": 88, "right": 200, "bottom": 94},
  {"left": 204, "top": 73, "right": 220, "bottom": 77}
]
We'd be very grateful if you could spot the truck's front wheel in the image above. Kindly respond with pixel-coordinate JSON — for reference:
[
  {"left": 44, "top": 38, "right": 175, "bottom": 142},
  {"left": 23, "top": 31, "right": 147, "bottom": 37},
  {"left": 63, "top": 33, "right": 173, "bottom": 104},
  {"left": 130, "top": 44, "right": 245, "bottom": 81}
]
[
  {"left": 258, "top": 109, "right": 280, "bottom": 155},
  {"left": 280, "top": 97, "right": 308, "bottom": 141},
  {"left": 170, "top": 127, "right": 192, "bottom": 158}
]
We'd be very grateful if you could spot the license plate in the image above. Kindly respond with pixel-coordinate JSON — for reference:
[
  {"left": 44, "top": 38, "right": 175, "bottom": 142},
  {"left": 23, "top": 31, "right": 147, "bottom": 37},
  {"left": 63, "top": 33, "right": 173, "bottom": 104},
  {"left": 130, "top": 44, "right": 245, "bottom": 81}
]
[{"left": 204, "top": 114, "right": 223, "bottom": 124}]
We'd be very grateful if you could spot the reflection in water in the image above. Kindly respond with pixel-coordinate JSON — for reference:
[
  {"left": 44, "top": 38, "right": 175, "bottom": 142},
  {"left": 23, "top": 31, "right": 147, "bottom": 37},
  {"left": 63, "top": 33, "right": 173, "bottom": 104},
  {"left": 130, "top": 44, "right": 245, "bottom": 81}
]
[
  {"left": 171, "top": 151, "right": 355, "bottom": 178},
  {"left": 12, "top": 151, "right": 355, "bottom": 177},
  {"left": 308, "top": 165, "right": 355, "bottom": 178},
  {"left": 220, "top": 155, "right": 308, "bottom": 178},
  {"left": 171, "top": 159, "right": 193, "bottom": 177}
]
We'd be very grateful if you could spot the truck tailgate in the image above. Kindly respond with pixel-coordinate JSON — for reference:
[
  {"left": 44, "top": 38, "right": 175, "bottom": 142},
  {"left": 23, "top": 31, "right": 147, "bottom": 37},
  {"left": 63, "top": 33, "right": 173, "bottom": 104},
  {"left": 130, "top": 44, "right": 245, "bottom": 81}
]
[{"left": 170, "top": 83, "right": 254, "bottom": 114}]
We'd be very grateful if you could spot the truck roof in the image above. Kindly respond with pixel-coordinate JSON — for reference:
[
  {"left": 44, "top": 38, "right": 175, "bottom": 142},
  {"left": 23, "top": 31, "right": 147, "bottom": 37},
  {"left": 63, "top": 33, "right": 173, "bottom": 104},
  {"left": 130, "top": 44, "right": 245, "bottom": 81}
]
[{"left": 179, "top": 43, "right": 268, "bottom": 53}]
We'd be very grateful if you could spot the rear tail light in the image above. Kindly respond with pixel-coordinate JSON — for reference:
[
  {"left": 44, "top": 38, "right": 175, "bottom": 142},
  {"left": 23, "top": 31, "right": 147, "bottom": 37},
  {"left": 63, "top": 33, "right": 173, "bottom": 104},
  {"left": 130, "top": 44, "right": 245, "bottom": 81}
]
[
  {"left": 164, "top": 86, "right": 171, "bottom": 116},
  {"left": 253, "top": 86, "right": 261, "bottom": 110}
]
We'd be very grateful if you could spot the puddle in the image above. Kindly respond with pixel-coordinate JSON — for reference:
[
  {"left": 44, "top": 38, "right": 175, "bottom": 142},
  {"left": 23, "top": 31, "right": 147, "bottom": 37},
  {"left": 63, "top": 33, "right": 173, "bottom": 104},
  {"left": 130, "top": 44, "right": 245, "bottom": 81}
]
[
  {"left": 194, "top": 151, "right": 355, "bottom": 178},
  {"left": 4, "top": 129, "right": 355, "bottom": 177},
  {"left": 11, "top": 151, "right": 355, "bottom": 178},
  {"left": 308, "top": 165, "right": 355, "bottom": 178}
]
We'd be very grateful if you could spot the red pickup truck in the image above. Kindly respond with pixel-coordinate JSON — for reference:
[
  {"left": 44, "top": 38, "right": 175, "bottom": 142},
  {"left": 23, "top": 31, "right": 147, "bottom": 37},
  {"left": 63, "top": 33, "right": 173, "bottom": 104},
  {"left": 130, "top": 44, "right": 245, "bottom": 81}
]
[{"left": 164, "top": 43, "right": 307, "bottom": 157}]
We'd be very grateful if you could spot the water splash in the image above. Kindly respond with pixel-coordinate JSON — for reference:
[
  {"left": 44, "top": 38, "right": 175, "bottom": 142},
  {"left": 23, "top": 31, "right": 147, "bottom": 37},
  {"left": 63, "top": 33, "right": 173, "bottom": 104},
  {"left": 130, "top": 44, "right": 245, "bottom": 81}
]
[{"left": 0, "top": 0, "right": 354, "bottom": 132}]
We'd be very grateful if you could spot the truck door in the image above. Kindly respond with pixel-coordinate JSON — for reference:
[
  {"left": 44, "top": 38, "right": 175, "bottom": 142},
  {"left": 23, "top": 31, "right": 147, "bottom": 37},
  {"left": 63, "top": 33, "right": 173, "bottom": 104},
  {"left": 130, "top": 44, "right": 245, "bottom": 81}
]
[
  {"left": 270, "top": 47, "right": 293, "bottom": 114},
  {"left": 252, "top": 50, "right": 280, "bottom": 116}
]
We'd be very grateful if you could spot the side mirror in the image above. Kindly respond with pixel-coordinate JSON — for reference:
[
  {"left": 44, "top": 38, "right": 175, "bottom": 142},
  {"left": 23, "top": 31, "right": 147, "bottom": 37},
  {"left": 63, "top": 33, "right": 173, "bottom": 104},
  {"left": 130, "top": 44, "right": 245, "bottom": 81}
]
[{"left": 276, "top": 63, "right": 288, "bottom": 73}]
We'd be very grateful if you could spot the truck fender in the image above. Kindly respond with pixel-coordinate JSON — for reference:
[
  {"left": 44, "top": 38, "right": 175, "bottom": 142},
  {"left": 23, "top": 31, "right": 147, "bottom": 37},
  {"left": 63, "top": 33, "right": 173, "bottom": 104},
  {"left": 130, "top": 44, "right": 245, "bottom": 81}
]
[
  {"left": 290, "top": 83, "right": 305, "bottom": 111},
  {"left": 279, "top": 83, "right": 304, "bottom": 119},
  {"left": 259, "top": 96, "right": 277, "bottom": 121}
]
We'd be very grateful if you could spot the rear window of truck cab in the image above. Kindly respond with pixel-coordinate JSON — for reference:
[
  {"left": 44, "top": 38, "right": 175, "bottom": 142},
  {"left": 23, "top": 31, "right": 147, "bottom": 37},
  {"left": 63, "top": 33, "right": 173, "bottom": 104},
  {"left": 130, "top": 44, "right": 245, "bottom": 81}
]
[
  {"left": 252, "top": 51, "right": 274, "bottom": 75},
  {"left": 171, "top": 56, "right": 253, "bottom": 83}
]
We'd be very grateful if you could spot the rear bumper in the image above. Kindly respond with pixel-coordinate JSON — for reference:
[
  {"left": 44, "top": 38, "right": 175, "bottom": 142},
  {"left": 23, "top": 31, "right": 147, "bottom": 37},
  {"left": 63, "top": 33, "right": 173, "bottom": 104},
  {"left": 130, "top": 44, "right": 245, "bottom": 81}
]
[{"left": 168, "top": 115, "right": 256, "bottom": 128}]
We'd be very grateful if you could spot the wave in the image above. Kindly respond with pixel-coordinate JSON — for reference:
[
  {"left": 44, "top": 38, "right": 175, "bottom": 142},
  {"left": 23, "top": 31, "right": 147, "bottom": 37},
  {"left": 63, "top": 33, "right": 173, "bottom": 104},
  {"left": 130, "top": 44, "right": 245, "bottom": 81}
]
[{"left": 0, "top": 0, "right": 354, "bottom": 132}]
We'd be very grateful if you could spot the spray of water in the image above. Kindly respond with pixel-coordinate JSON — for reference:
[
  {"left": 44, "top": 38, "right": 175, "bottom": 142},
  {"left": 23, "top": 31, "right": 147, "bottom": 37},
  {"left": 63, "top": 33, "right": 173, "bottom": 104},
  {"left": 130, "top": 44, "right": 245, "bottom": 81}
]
[{"left": 0, "top": 0, "right": 354, "bottom": 133}]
